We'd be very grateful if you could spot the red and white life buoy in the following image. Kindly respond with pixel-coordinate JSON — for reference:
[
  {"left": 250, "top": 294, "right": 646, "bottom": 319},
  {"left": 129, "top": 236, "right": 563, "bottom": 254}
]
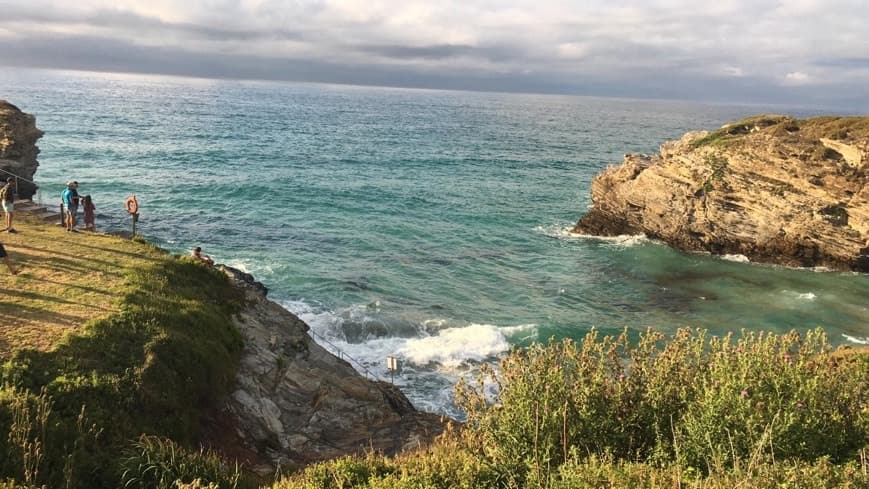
[{"left": 125, "top": 195, "right": 139, "bottom": 214}]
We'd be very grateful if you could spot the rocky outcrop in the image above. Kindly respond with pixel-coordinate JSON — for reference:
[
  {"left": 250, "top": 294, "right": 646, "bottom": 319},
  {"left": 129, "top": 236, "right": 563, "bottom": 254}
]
[
  {"left": 217, "top": 266, "right": 444, "bottom": 473},
  {"left": 0, "top": 101, "right": 43, "bottom": 199},
  {"left": 574, "top": 115, "right": 869, "bottom": 271}
]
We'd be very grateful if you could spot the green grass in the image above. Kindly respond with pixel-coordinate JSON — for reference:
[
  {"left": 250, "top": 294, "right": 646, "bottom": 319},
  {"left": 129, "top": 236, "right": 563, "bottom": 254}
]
[
  {"left": 0, "top": 219, "right": 246, "bottom": 488},
  {"left": 690, "top": 114, "right": 869, "bottom": 149}
]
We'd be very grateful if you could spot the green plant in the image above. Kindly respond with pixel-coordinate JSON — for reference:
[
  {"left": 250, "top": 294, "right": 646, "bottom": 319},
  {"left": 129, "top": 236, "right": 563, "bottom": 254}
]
[
  {"left": 120, "top": 435, "right": 246, "bottom": 489},
  {"left": 456, "top": 328, "right": 867, "bottom": 482}
]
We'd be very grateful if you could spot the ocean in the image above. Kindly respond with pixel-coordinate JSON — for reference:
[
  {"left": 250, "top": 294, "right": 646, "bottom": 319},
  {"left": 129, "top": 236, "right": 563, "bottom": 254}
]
[{"left": 2, "top": 68, "right": 867, "bottom": 416}]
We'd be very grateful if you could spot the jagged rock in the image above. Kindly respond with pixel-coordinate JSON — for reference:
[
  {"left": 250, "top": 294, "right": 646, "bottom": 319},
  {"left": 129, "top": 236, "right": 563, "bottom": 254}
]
[
  {"left": 218, "top": 267, "right": 444, "bottom": 470},
  {"left": 0, "top": 100, "right": 43, "bottom": 199},
  {"left": 574, "top": 115, "right": 869, "bottom": 271},
  {"left": 221, "top": 265, "right": 269, "bottom": 296}
]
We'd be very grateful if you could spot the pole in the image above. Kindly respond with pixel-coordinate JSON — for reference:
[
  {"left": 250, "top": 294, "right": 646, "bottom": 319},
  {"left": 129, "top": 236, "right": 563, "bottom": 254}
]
[
  {"left": 131, "top": 213, "right": 138, "bottom": 236},
  {"left": 60, "top": 203, "right": 64, "bottom": 226}
]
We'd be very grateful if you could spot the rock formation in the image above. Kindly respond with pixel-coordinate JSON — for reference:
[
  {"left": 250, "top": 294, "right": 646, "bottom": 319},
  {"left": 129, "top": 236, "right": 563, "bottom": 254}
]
[
  {"left": 217, "top": 266, "right": 444, "bottom": 473},
  {"left": 0, "top": 100, "right": 43, "bottom": 199},
  {"left": 574, "top": 115, "right": 869, "bottom": 271}
]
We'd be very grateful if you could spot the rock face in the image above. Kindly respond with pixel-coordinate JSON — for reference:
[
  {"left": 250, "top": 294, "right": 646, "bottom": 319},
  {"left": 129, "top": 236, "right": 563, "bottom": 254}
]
[
  {"left": 0, "top": 101, "right": 43, "bottom": 199},
  {"left": 574, "top": 115, "right": 869, "bottom": 271},
  {"left": 218, "top": 266, "right": 443, "bottom": 472}
]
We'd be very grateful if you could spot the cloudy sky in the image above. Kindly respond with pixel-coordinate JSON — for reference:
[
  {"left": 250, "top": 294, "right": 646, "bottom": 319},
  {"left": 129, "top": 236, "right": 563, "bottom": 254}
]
[{"left": 1, "top": 0, "right": 867, "bottom": 108}]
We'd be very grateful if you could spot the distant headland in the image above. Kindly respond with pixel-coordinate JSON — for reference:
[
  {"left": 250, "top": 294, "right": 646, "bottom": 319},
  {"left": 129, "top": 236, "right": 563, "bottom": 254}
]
[{"left": 574, "top": 115, "right": 869, "bottom": 271}]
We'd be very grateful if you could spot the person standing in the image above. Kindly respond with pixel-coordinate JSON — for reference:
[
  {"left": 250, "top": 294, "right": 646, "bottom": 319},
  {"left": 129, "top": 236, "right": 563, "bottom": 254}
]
[
  {"left": 61, "top": 181, "right": 80, "bottom": 232},
  {"left": 82, "top": 195, "right": 96, "bottom": 231},
  {"left": 0, "top": 177, "right": 16, "bottom": 233},
  {"left": 0, "top": 241, "right": 19, "bottom": 274}
]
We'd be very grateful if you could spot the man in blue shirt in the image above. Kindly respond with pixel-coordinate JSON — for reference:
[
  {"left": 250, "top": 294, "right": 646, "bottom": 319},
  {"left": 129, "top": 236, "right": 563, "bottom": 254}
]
[{"left": 61, "top": 181, "right": 80, "bottom": 232}]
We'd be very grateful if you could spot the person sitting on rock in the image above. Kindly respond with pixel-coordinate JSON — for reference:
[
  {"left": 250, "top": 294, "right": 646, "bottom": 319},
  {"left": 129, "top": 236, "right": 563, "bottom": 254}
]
[{"left": 192, "top": 246, "right": 214, "bottom": 266}]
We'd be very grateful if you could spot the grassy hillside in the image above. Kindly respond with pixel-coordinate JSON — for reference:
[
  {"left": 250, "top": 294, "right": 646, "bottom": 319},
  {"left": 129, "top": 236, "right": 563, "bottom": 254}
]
[{"left": 0, "top": 217, "right": 246, "bottom": 487}]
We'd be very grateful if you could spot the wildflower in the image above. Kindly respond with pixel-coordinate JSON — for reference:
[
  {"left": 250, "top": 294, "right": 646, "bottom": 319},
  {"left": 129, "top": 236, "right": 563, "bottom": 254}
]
[
  {"left": 618, "top": 374, "right": 626, "bottom": 380},
  {"left": 741, "top": 389, "right": 749, "bottom": 398},
  {"left": 796, "top": 402, "right": 804, "bottom": 409}
]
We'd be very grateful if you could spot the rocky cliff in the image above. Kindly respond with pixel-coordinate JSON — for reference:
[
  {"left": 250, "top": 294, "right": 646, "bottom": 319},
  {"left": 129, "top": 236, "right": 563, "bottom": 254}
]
[
  {"left": 216, "top": 267, "right": 444, "bottom": 473},
  {"left": 0, "top": 100, "right": 43, "bottom": 199},
  {"left": 574, "top": 115, "right": 869, "bottom": 271}
]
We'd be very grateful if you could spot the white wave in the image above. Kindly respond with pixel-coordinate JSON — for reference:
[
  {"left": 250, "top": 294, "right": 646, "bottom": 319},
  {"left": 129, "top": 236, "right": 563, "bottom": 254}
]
[
  {"left": 278, "top": 299, "right": 538, "bottom": 416},
  {"left": 721, "top": 254, "right": 750, "bottom": 263},
  {"left": 533, "top": 224, "right": 649, "bottom": 247},
  {"left": 843, "top": 334, "right": 869, "bottom": 345},
  {"left": 280, "top": 300, "right": 535, "bottom": 369},
  {"left": 224, "top": 259, "right": 250, "bottom": 274},
  {"left": 781, "top": 290, "right": 817, "bottom": 301},
  {"left": 400, "top": 323, "right": 534, "bottom": 368}
]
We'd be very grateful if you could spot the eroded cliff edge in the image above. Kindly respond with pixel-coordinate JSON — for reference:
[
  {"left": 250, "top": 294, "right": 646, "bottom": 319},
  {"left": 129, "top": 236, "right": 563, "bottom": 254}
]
[
  {"left": 0, "top": 100, "right": 43, "bottom": 199},
  {"left": 218, "top": 267, "right": 444, "bottom": 473},
  {"left": 574, "top": 115, "right": 869, "bottom": 271}
]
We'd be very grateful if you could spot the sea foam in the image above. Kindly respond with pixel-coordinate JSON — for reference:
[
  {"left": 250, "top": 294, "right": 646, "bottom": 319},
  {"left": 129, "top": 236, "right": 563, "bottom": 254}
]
[
  {"left": 843, "top": 334, "right": 869, "bottom": 345},
  {"left": 534, "top": 224, "right": 649, "bottom": 247}
]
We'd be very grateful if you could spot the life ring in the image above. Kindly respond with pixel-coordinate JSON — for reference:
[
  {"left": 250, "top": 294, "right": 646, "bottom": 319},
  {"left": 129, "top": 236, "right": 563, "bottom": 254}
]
[{"left": 125, "top": 195, "right": 139, "bottom": 215}]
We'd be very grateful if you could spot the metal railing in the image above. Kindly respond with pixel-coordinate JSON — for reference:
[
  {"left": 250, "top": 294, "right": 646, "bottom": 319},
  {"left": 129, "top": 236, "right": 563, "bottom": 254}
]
[
  {"left": 0, "top": 168, "right": 42, "bottom": 205},
  {"left": 307, "top": 328, "right": 387, "bottom": 383}
]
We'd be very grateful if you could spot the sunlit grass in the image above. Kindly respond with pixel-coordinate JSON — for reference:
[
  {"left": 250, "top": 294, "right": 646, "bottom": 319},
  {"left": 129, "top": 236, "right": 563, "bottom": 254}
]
[{"left": 0, "top": 216, "right": 167, "bottom": 355}]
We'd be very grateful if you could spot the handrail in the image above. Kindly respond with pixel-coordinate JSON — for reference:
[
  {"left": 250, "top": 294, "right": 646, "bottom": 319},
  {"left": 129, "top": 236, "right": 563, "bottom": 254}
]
[
  {"left": 0, "top": 168, "right": 42, "bottom": 205},
  {"left": 0, "top": 167, "right": 36, "bottom": 186},
  {"left": 307, "top": 328, "right": 387, "bottom": 383}
]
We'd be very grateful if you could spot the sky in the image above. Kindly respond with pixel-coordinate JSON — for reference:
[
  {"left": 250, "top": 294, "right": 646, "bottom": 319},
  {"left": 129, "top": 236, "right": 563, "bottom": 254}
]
[{"left": 1, "top": 0, "right": 867, "bottom": 109}]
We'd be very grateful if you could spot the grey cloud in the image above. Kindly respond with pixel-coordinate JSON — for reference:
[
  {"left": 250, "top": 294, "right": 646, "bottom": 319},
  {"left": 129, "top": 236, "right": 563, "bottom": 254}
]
[
  {"left": 355, "top": 43, "right": 520, "bottom": 63},
  {"left": 0, "top": 0, "right": 867, "bottom": 110},
  {"left": 3, "top": 3, "right": 304, "bottom": 42},
  {"left": 2, "top": 32, "right": 866, "bottom": 111},
  {"left": 813, "top": 57, "right": 869, "bottom": 69}
]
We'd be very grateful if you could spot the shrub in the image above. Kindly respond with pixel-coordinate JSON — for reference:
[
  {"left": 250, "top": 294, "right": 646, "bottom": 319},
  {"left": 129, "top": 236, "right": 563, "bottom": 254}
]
[
  {"left": 677, "top": 330, "right": 866, "bottom": 468},
  {"left": 456, "top": 328, "right": 868, "bottom": 482},
  {"left": 120, "top": 435, "right": 247, "bottom": 489}
]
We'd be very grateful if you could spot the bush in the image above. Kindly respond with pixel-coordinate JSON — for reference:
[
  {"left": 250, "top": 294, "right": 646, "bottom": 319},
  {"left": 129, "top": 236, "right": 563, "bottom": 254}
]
[
  {"left": 456, "top": 328, "right": 868, "bottom": 482},
  {"left": 120, "top": 435, "right": 247, "bottom": 489}
]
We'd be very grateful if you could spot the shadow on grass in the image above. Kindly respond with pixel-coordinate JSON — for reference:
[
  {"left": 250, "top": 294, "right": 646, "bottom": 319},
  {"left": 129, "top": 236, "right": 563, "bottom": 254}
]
[
  {"left": 0, "top": 288, "right": 114, "bottom": 312},
  {"left": 10, "top": 250, "right": 123, "bottom": 277},
  {"left": 0, "top": 301, "right": 88, "bottom": 325},
  {"left": 10, "top": 242, "right": 139, "bottom": 270}
]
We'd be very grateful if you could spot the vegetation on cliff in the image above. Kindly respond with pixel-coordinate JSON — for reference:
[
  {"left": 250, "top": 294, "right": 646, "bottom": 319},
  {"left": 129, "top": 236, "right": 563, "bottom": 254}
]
[
  {"left": 275, "top": 328, "right": 868, "bottom": 488},
  {"left": 0, "top": 219, "right": 246, "bottom": 487}
]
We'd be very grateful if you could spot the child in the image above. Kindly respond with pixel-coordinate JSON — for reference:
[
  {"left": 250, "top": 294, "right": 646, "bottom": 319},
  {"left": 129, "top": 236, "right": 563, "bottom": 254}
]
[{"left": 82, "top": 195, "right": 96, "bottom": 231}]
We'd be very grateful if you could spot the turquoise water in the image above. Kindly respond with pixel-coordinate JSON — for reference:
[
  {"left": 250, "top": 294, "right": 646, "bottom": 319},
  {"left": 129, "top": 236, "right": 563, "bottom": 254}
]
[{"left": 2, "top": 69, "right": 867, "bottom": 415}]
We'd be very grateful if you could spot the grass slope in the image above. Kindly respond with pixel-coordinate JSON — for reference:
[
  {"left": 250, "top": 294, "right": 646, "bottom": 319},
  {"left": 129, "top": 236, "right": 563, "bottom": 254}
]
[{"left": 0, "top": 217, "right": 246, "bottom": 488}]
